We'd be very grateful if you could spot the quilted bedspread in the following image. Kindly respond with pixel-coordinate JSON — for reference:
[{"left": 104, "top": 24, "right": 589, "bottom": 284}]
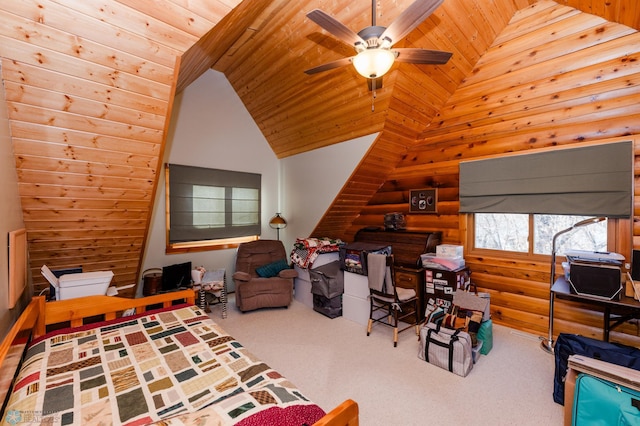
[
  {"left": 2, "top": 305, "right": 324, "bottom": 426},
  {"left": 290, "top": 237, "right": 344, "bottom": 269}
]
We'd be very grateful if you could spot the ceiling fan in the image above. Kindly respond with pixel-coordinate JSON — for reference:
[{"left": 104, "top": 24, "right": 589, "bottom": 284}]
[{"left": 304, "top": 0, "right": 452, "bottom": 90}]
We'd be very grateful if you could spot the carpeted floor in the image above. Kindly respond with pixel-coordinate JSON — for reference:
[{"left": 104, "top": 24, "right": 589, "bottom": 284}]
[{"left": 210, "top": 294, "right": 564, "bottom": 425}]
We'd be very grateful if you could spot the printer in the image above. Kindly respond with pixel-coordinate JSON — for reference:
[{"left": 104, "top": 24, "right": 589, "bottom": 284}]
[{"left": 565, "top": 250, "right": 624, "bottom": 300}]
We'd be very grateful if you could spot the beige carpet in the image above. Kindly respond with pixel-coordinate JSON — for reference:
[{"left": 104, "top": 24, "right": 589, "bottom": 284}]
[{"left": 210, "top": 294, "right": 564, "bottom": 425}]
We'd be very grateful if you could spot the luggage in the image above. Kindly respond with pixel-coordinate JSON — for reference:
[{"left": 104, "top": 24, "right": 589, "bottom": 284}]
[
  {"left": 418, "top": 322, "right": 473, "bottom": 377},
  {"left": 554, "top": 333, "right": 640, "bottom": 405},
  {"left": 572, "top": 374, "right": 640, "bottom": 425}
]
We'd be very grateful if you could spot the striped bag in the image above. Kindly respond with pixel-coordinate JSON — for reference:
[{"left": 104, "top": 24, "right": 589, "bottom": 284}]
[{"left": 418, "top": 322, "right": 474, "bottom": 377}]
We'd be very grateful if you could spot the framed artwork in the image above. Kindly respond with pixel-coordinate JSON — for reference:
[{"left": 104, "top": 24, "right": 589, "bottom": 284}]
[{"left": 409, "top": 189, "right": 437, "bottom": 213}]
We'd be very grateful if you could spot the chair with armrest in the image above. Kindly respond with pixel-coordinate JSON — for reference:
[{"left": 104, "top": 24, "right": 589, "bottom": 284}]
[
  {"left": 366, "top": 253, "right": 420, "bottom": 347},
  {"left": 232, "top": 239, "right": 297, "bottom": 312}
]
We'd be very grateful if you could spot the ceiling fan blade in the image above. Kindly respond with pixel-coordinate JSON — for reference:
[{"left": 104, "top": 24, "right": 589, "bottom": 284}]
[
  {"left": 304, "top": 56, "right": 355, "bottom": 75},
  {"left": 393, "top": 48, "right": 452, "bottom": 64},
  {"left": 307, "top": 9, "right": 365, "bottom": 46},
  {"left": 380, "top": 0, "right": 443, "bottom": 46}
]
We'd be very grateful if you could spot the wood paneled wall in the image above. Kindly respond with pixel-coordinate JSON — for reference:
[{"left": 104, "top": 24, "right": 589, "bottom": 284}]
[
  {"left": 317, "top": 2, "right": 640, "bottom": 346},
  {"left": 0, "top": 0, "right": 238, "bottom": 296}
]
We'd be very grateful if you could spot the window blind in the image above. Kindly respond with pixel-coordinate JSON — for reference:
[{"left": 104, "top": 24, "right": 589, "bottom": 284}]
[
  {"left": 167, "top": 164, "right": 261, "bottom": 243},
  {"left": 459, "top": 141, "right": 633, "bottom": 217}
]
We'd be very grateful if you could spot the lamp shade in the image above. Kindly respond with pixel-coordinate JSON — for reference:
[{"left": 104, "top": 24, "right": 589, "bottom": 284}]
[
  {"left": 352, "top": 48, "right": 395, "bottom": 79},
  {"left": 269, "top": 213, "right": 287, "bottom": 229}
]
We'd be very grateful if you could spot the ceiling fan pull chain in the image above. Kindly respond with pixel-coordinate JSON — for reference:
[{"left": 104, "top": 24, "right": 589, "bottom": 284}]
[{"left": 371, "top": 89, "right": 376, "bottom": 112}]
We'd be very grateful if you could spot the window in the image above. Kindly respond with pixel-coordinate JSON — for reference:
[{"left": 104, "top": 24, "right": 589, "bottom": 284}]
[
  {"left": 474, "top": 213, "right": 608, "bottom": 256},
  {"left": 461, "top": 141, "right": 632, "bottom": 258},
  {"left": 165, "top": 164, "right": 261, "bottom": 252}
]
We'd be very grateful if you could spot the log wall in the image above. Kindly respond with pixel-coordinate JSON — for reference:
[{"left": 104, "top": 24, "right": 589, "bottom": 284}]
[{"left": 324, "top": 3, "right": 640, "bottom": 346}]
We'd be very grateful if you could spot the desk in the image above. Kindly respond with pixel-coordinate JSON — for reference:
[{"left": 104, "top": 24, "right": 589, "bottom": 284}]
[{"left": 551, "top": 277, "right": 640, "bottom": 341}]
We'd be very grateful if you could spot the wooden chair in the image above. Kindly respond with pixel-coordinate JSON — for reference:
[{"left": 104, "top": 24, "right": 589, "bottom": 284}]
[{"left": 366, "top": 253, "right": 420, "bottom": 347}]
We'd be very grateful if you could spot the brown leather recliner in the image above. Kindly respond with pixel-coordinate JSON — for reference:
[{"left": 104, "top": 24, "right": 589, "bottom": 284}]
[{"left": 233, "top": 239, "right": 297, "bottom": 312}]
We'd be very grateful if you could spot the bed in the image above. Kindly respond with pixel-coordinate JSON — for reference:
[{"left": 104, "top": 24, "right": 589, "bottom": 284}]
[{"left": 0, "top": 290, "right": 358, "bottom": 425}]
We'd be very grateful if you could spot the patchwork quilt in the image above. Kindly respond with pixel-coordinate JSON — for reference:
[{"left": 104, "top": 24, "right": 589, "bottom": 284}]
[
  {"left": 2, "top": 305, "right": 324, "bottom": 426},
  {"left": 290, "top": 237, "right": 344, "bottom": 269}
]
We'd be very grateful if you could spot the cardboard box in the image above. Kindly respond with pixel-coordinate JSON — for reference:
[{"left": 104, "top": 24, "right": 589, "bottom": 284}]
[
  {"left": 42, "top": 265, "right": 113, "bottom": 300},
  {"left": 424, "top": 267, "right": 470, "bottom": 306}
]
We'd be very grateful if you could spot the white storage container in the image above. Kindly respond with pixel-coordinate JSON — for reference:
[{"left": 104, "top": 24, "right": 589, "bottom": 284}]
[
  {"left": 42, "top": 265, "right": 113, "bottom": 300},
  {"left": 436, "top": 244, "right": 464, "bottom": 258},
  {"left": 343, "top": 271, "right": 369, "bottom": 299}
]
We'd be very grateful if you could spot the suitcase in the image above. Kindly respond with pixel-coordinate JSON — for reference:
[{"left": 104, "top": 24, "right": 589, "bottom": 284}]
[
  {"left": 572, "top": 374, "right": 640, "bottom": 425},
  {"left": 554, "top": 333, "right": 640, "bottom": 405},
  {"left": 418, "top": 322, "right": 473, "bottom": 377}
]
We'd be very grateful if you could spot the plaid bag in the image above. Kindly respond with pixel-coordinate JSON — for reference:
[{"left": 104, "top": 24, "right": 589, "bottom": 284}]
[{"left": 418, "top": 321, "right": 474, "bottom": 377}]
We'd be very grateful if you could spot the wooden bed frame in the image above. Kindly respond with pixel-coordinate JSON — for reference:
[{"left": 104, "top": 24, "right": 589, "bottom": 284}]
[{"left": 0, "top": 291, "right": 358, "bottom": 426}]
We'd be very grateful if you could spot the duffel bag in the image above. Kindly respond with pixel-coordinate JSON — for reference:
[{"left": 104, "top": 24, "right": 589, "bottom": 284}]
[
  {"left": 418, "top": 322, "right": 473, "bottom": 377},
  {"left": 553, "top": 333, "right": 640, "bottom": 405}
]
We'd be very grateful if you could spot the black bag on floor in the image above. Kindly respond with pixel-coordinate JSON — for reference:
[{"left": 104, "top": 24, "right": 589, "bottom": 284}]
[{"left": 553, "top": 333, "right": 640, "bottom": 405}]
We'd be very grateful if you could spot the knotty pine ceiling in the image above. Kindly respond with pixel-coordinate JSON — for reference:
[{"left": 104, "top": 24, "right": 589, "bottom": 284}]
[{"left": 0, "top": 0, "right": 638, "bottom": 296}]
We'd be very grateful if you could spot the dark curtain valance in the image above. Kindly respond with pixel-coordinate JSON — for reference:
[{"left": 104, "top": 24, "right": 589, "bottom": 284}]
[
  {"left": 168, "top": 164, "right": 261, "bottom": 243},
  {"left": 459, "top": 141, "right": 633, "bottom": 217}
]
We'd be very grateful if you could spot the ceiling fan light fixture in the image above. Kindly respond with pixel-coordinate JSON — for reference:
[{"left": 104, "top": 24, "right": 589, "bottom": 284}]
[{"left": 352, "top": 48, "right": 395, "bottom": 79}]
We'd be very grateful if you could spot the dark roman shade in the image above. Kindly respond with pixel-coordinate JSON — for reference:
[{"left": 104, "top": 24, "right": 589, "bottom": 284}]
[
  {"left": 459, "top": 141, "right": 633, "bottom": 217},
  {"left": 167, "top": 164, "right": 261, "bottom": 243}
]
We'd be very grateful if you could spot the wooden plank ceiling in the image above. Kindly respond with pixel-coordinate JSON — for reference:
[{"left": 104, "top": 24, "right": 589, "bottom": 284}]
[{"left": 0, "top": 0, "right": 638, "bottom": 296}]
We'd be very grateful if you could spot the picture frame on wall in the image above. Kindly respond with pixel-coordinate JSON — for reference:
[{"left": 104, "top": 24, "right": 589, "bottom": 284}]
[{"left": 409, "top": 189, "right": 437, "bottom": 213}]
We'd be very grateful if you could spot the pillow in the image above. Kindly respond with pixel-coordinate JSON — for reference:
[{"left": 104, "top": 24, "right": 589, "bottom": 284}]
[{"left": 256, "top": 259, "right": 290, "bottom": 278}]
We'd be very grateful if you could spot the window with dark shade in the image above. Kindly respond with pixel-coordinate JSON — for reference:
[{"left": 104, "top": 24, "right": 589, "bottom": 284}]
[
  {"left": 166, "top": 164, "right": 261, "bottom": 245},
  {"left": 459, "top": 141, "right": 633, "bottom": 218}
]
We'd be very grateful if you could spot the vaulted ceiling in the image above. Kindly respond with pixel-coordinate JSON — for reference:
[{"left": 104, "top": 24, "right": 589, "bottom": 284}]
[{"left": 0, "top": 0, "right": 638, "bottom": 295}]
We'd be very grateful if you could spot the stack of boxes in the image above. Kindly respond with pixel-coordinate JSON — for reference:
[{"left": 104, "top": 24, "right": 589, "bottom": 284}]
[
  {"left": 422, "top": 244, "right": 493, "bottom": 359},
  {"left": 422, "top": 244, "right": 468, "bottom": 308}
]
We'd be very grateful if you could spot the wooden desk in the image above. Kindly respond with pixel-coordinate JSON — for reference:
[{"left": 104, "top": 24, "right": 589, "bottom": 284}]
[{"left": 552, "top": 277, "right": 640, "bottom": 341}]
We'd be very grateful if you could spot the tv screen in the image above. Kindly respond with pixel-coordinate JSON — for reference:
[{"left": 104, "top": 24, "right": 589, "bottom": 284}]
[{"left": 162, "top": 261, "right": 192, "bottom": 291}]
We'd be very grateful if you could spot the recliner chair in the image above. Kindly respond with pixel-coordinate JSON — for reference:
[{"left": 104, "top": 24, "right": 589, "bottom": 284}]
[{"left": 233, "top": 239, "right": 297, "bottom": 312}]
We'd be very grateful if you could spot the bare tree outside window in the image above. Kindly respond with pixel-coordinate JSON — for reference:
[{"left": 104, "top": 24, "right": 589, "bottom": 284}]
[
  {"left": 534, "top": 215, "right": 607, "bottom": 255},
  {"left": 475, "top": 213, "right": 528, "bottom": 252},
  {"left": 475, "top": 213, "right": 607, "bottom": 255}
]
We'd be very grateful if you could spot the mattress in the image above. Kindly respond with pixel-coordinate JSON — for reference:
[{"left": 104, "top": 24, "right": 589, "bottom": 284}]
[{"left": 2, "top": 304, "right": 324, "bottom": 425}]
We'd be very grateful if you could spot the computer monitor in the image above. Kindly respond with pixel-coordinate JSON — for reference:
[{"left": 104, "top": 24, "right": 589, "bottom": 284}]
[
  {"left": 162, "top": 261, "right": 192, "bottom": 291},
  {"left": 631, "top": 250, "right": 640, "bottom": 281}
]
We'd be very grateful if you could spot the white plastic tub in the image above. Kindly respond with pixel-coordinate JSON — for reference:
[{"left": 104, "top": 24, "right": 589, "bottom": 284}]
[{"left": 42, "top": 265, "right": 113, "bottom": 300}]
